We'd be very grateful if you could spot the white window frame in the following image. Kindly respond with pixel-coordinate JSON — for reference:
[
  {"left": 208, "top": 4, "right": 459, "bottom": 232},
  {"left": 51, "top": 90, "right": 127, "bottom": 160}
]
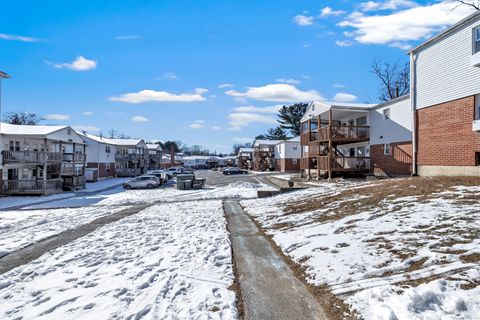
[
  {"left": 384, "top": 144, "right": 392, "bottom": 156},
  {"left": 383, "top": 108, "right": 391, "bottom": 120}
]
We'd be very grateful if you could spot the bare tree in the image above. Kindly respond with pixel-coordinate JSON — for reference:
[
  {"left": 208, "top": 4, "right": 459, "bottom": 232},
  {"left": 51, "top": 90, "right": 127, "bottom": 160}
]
[
  {"left": 371, "top": 58, "right": 410, "bottom": 102},
  {"left": 108, "top": 129, "right": 118, "bottom": 139},
  {"left": 454, "top": 0, "right": 480, "bottom": 10},
  {"left": 3, "top": 112, "right": 41, "bottom": 125}
]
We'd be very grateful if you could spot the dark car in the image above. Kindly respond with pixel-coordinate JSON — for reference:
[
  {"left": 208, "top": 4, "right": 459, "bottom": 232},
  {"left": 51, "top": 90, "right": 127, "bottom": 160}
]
[{"left": 223, "top": 167, "right": 248, "bottom": 175}]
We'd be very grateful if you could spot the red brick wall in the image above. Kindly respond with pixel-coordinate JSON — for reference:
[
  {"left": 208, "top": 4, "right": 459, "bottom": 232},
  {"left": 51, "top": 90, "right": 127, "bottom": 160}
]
[
  {"left": 87, "top": 162, "right": 116, "bottom": 178},
  {"left": 371, "top": 142, "right": 413, "bottom": 176},
  {"left": 416, "top": 95, "right": 480, "bottom": 166}
]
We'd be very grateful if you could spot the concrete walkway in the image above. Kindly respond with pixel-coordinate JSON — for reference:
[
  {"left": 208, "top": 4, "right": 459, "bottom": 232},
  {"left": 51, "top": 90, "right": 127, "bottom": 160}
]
[{"left": 224, "top": 200, "right": 328, "bottom": 320}]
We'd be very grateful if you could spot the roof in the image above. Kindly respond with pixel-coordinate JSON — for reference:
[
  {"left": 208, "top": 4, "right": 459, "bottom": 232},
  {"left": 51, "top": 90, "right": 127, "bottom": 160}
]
[
  {"left": 76, "top": 131, "right": 144, "bottom": 147},
  {"left": 254, "top": 139, "right": 284, "bottom": 146},
  {"left": 302, "top": 101, "right": 376, "bottom": 122},
  {"left": 146, "top": 143, "right": 163, "bottom": 151},
  {"left": 409, "top": 11, "right": 480, "bottom": 54},
  {"left": 1, "top": 122, "right": 68, "bottom": 136},
  {"left": 370, "top": 95, "right": 410, "bottom": 110},
  {"left": 238, "top": 147, "right": 254, "bottom": 153}
]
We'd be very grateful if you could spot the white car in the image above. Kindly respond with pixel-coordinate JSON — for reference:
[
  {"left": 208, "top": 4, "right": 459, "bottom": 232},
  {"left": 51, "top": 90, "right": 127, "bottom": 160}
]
[
  {"left": 148, "top": 170, "right": 169, "bottom": 183},
  {"left": 123, "top": 175, "right": 160, "bottom": 189},
  {"left": 165, "top": 167, "right": 185, "bottom": 178}
]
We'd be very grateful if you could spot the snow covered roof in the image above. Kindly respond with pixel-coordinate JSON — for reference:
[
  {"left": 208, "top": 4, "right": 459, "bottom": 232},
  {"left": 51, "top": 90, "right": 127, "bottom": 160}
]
[
  {"left": 146, "top": 143, "right": 163, "bottom": 151},
  {"left": 238, "top": 147, "right": 254, "bottom": 153},
  {"left": 77, "top": 131, "right": 116, "bottom": 145},
  {"left": 253, "top": 139, "right": 284, "bottom": 147},
  {"left": 1, "top": 122, "right": 68, "bottom": 136},
  {"left": 76, "top": 131, "right": 146, "bottom": 147}
]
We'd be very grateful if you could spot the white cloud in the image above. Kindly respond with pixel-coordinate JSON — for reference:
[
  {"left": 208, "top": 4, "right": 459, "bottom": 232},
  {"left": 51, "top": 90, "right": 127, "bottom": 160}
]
[
  {"left": 226, "top": 84, "right": 323, "bottom": 102},
  {"left": 83, "top": 111, "right": 93, "bottom": 116},
  {"left": 320, "top": 7, "right": 347, "bottom": 18},
  {"left": 212, "top": 126, "right": 222, "bottom": 130},
  {"left": 227, "top": 126, "right": 242, "bottom": 132},
  {"left": 0, "top": 33, "right": 40, "bottom": 42},
  {"left": 159, "top": 72, "right": 179, "bottom": 80},
  {"left": 338, "top": 1, "right": 476, "bottom": 47},
  {"left": 228, "top": 112, "right": 277, "bottom": 127},
  {"left": 333, "top": 84, "right": 346, "bottom": 88},
  {"left": 276, "top": 78, "right": 301, "bottom": 85},
  {"left": 131, "top": 115, "right": 149, "bottom": 122},
  {"left": 333, "top": 92, "right": 358, "bottom": 102},
  {"left": 115, "top": 35, "right": 141, "bottom": 40},
  {"left": 43, "top": 114, "right": 71, "bottom": 121},
  {"left": 189, "top": 120, "right": 205, "bottom": 129},
  {"left": 218, "top": 83, "right": 234, "bottom": 88},
  {"left": 109, "top": 88, "right": 207, "bottom": 103},
  {"left": 194, "top": 88, "right": 209, "bottom": 95},
  {"left": 232, "top": 137, "right": 253, "bottom": 144},
  {"left": 72, "top": 125, "right": 100, "bottom": 133},
  {"left": 47, "top": 56, "right": 97, "bottom": 71},
  {"left": 360, "top": 0, "right": 417, "bottom": 12},
  {"left": 232, "top": 105, "right": 282, "bottom": 113},
  {"left": 293, "top": 14, "right": 315, "bottom": 26},
  {"left": 335, "top": 40, "right": 354, "bottom": 47}
]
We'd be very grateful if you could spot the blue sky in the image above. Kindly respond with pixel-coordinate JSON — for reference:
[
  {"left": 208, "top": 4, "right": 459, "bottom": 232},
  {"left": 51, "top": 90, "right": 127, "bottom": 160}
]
[{"left": 0, "top": 0, "right": 476, "bottom": 153}]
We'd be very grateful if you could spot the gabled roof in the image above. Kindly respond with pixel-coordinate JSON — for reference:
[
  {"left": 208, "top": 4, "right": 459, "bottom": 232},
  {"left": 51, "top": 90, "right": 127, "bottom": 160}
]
[
  {"left": 238, "top": 147, "right": 254, "bottom": 153},
  {"left": 370, "top": 95, "right": 410, "bottom": 110},
  {"left": 302, "top": 101, "right": 376, "bottom": 122},
  {"left": 146, "top": 143, "right": 163, "bottom": 151},
  {"left": 253, "top": 139, "right": 284, "bottom": 147},
  {"left": 76, "top": 131, "right": 145, "bottom": 147},
  {"left": 409, "top": 11, "right": 480, "bottom": 54},
  {"left": 77, "top": 131, "right": 116, "bottom": 145},
  {"left": 1, "top": 122, "right": 69, "bottom": 136}
]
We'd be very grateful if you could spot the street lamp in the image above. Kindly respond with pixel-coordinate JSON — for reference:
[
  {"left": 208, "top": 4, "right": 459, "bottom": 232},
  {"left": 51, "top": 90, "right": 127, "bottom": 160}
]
[{"left": 0, "top": 71, "right": 11, "bottom": 128}]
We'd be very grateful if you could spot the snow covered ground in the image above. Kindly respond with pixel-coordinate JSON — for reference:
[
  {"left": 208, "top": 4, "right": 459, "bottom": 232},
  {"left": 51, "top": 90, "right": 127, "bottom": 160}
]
[
  {"left": 0, "top": 201, "right": 237, "bottom": 320},
  {"left": 242, "top": 178, "right": 480, "bottom": 320}
]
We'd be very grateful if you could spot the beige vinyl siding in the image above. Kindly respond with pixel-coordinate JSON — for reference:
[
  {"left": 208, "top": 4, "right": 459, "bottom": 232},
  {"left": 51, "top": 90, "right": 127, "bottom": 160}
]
[{"left": 415, "top": 17, "right": 480, "bottom": 109}]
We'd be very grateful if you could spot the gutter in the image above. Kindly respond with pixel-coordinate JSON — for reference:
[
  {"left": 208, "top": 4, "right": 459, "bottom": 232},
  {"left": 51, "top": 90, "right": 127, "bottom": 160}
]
[{"left": 410, "top": 51, "right": 418, "bottom": 176}]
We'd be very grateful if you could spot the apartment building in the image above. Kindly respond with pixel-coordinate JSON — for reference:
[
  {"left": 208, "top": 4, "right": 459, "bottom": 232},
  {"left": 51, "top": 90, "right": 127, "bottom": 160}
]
[
  {"left": 112, "top": 139, "right": 149, "bottom": 177},
  {"left": 274, "top": 137, "right": 301, "bottom": 172},
  {"left": 252, "top": 140, "right": 282, "bottom": 171},
  {"left": 237, "top": 147, "right": 254, "bottom": 170},
  {"left": 77, "top": 132, "right": 117, "bottom": 181},
  {"left": 0, "top": 123, "right": 86, "bottom": 195},
  {"left": 410, "top": 11, "right": 480, "bottom": 176},
  {"left": 146, "top": 143, "right": 163, "bottom": 170}
]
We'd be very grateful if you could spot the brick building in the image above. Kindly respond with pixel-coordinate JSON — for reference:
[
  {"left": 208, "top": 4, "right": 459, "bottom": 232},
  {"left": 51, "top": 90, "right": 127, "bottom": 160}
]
[
  {"left": 274, "top": 137, "right": 301, "bottom": 172},
  {"left": 409, "top": 11, "right": 480, "bottom": 176}
]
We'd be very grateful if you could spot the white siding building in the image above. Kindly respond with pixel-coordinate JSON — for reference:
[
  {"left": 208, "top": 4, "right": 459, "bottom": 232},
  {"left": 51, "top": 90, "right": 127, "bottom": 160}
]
[{"left": 274, "top": 137, "right": 301, "bottom": 172}]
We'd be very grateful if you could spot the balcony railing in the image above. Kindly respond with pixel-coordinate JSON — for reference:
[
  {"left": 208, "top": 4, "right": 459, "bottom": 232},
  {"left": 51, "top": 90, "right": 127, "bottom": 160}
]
[
  {"left": 318, "top": 156, "right": 370, "bottom": 171},
  {"left": 115, "top": 153, "right": 145, "bottom": 161},
  {"left": 63, "top": 153, "right": 86, "bottom": 162},
  {"left": 1, "top": 179, "right": 63, "bottom": 195},
  {"left": 1, "top": 150, "right": 62, "bottom": 164},
  {"left": 302, "top": 125, "right": 370, "bottom": 144}
]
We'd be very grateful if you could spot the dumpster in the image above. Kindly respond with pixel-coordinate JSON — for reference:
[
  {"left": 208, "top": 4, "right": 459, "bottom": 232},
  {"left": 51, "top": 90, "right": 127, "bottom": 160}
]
[{"left": 176, "top": 173, "right": 194, "bottom": 190}]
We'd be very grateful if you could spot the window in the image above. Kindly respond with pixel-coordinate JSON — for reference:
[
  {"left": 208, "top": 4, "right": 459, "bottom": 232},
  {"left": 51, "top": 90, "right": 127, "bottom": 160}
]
[
  {"left": 105, "top": 162, "right": 111, "bottom": 172},
  {"left": 67, "top": 128, "right": 71, "bottom": 135},
  {"left": 476, "top": 152, "right": 480, "bottom": 166},
  {"left": 474, "top": 26, "right": 480, "bottom": 54},
  {"left": 292, "top": 145, "right": 298, "bottom": 151},
  {"left": 383, "top": 108, "right": 391, "bottom": 120},
  {"left": 9, "top": 141, "right": 20, "bottom": 151},
  {"left": 357, "top": 146, "right": 366, "bottom": 157},
  {"left": 384, "top": 144, "right": 392, "bottom": 155},
  {"left": 105, "top": 146, "right": 111, "bottom": 153},
  {"left": 356, "top": 116, "right": 367, "bottom": 126},
  {"left": 292, "top": 159, "right": 298, "bottom": 165}
]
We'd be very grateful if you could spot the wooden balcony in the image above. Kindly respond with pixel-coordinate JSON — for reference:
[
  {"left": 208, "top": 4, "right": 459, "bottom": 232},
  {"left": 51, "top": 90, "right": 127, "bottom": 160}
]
[
  {"left": 1, "top": 179, "right": 63, "bottom": 195},
  {"left": 115, "top": 153, "right": 145, "bottom": 161},
  {"left": 301, "top": 125, "right": 369, "bottom": 145},
  {"left": 63, "top": 153, "right": 86, "bottom": 162},
  {"left": 1, "top": 150, "right": 62, "bottom": 164}
]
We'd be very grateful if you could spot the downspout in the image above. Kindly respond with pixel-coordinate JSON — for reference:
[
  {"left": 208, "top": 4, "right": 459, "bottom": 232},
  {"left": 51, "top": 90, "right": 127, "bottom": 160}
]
[{"left": 410, "top": 51, "right": 418, "bottom": 176}]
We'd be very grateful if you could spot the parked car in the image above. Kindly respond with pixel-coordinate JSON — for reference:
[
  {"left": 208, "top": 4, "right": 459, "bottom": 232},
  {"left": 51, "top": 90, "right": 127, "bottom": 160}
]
[
  {"left": 123, "top": 175, "right": 160, "bottom": 189},
  {"left": 165, "top": 167, "right": 186, "bottom": 178},
  {"left": 223, "top": 167, "right": 248, "bottom": 175},
  {"left": 148, "top": 170, "right": 169, "bottom": 183}
]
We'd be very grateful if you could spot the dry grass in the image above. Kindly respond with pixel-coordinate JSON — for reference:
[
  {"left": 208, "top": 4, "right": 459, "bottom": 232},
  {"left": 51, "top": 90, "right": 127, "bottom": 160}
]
[{"left": 284, "top": 177, "right": 480, "bottom": 223}]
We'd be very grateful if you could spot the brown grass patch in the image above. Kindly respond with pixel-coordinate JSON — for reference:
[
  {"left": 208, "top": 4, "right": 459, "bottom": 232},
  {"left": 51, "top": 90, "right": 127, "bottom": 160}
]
[
  {"left": 460, "top": 253, "right": 480, "bottom": 263},
  {"left": 283, "top": 177, "right": 480, "bottom": 223}
]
